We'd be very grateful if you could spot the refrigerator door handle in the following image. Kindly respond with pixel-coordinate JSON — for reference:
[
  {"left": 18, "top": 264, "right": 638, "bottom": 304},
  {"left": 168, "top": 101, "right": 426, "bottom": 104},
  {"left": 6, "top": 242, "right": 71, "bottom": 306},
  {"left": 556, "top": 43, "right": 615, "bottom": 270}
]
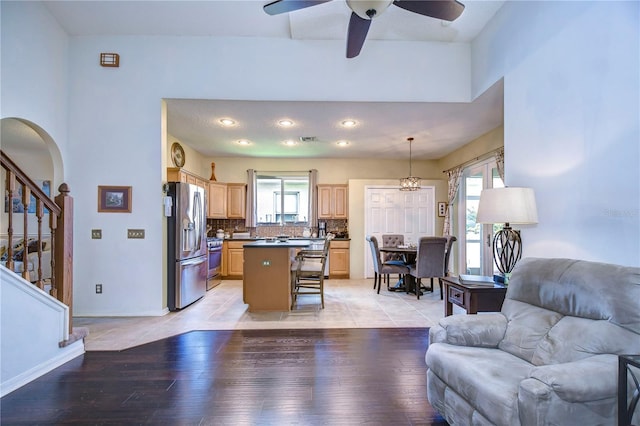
[
  {"left": 193, "top": 191, "right": 203, "bottom": 251},
  {"left": 181, "top": 257, "right": 206, "bottom": 267}
]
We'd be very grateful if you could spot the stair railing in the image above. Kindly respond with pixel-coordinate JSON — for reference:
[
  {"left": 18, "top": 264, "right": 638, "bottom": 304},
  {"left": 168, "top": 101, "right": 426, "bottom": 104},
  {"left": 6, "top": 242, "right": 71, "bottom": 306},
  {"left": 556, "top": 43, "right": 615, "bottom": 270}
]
[{"left": 1, "top": 149, "right": 74, "bottom": 332}]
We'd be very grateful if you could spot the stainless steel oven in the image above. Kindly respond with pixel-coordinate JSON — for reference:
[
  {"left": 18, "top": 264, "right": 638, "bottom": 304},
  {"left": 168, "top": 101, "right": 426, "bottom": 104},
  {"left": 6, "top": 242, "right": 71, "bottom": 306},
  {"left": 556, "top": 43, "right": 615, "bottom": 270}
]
[{"left": 206, "top": 237, "right": 223, "bottom": 290}]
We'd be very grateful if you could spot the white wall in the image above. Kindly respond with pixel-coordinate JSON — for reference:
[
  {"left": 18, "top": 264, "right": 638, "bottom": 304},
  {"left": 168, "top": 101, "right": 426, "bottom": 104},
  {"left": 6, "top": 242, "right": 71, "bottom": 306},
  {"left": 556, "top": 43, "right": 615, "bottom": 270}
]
[
  {"left": 195, "top": 156, "right": 444, "bottom": 183},
  {"left": 0, "top": 2, "right": 70, "bottom": 158},
  {"left": 0, "top": 267, "right": 84, "bottom": 397},
  {"left": 472, "top": 1, "right": 639, "bottom": 267}
]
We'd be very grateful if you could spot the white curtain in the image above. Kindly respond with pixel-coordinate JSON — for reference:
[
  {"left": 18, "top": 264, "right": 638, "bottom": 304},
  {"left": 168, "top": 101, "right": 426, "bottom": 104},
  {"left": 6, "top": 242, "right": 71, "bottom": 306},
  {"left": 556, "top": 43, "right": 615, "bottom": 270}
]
[
  {"left": 309, "top": 169, "right": 318, "bottom": 228},
  {"left": 495, "top": 147, "right": 505, "bottom": 182},
  {"left": 443, "top": 166, "right": 463, "bottom": 236},
  {"left": 245, "top": 169, "right": 256, "bottom": 228}
]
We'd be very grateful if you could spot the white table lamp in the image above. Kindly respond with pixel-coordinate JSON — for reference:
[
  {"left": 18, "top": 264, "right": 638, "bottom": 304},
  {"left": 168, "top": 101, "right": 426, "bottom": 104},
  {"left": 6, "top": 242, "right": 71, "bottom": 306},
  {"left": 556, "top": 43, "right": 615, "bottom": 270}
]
[{"left": 476, "top": 187, "right": 538, "bottom": 280}]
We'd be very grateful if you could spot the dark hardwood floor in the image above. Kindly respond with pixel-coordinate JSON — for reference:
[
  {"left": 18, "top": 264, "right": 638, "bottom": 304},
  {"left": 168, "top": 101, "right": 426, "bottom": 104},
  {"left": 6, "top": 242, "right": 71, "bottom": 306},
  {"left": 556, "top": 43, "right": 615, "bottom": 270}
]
[{"left": 1, "top": 328, "right": 447, "bottom": 425}]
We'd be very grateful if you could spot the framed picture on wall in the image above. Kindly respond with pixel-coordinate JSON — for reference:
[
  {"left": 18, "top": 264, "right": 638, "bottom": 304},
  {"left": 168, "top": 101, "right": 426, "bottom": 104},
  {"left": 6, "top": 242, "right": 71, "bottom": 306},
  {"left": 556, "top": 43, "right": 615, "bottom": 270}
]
[
  {"left": 98, "top": 185, "right": 132, "bottom": 213},
  {"left": 4, "top": 180, "right": 51, "bottom": 214},
  {"left": 438, "top": 202, "right": 447, "bottom": 217}
]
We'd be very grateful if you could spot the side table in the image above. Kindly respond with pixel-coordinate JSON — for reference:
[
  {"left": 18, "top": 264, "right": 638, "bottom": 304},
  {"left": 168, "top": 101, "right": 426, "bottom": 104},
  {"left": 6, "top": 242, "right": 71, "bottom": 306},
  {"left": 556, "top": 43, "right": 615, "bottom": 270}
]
[
  {"left": 439, "top": 276, "right": 507, "bottom": 317},
  {"left": 619, "top": 354, "right": 640, "bottom": 426}
]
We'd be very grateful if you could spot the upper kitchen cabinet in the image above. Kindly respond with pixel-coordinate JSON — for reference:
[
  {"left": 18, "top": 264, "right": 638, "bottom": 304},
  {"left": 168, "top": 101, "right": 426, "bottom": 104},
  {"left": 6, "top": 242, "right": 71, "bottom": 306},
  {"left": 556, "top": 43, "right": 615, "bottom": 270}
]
[
  {"left": 227, "top": 183, "right": 246, "bottom": 219},
  {"left": 208, "top": 182, "right": 227, "bottom": 219},
  {"left": 317, "top": 184, "right": 348, "bottom": 219},
  {"left": 207, "top": 182, "right": 246, "bottom": 219},
  {"left": 167, "top": 167, "right": 208, "bottom": 189}
]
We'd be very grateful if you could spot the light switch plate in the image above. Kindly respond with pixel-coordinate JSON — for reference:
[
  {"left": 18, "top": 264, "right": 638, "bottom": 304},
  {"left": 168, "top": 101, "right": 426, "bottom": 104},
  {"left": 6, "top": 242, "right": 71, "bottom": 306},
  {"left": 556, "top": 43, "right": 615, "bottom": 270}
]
[
  {"left": 127, "top": 229, "right": 145, "bottom": 239},
  {"left": 91, "top": 229, "right": 102, "bottom": 239}
]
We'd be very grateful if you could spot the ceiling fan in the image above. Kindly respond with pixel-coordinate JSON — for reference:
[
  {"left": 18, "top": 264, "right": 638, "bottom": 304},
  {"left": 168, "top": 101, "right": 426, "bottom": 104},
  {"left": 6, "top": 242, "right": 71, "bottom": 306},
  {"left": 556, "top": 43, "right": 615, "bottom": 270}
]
[{"left": 263, "top": 0, "right": 465, "bottom": 58}]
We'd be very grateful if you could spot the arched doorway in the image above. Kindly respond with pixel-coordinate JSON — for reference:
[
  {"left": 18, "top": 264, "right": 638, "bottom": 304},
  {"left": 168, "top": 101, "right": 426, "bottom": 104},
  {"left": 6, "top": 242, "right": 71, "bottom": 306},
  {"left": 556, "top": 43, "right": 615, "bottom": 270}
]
[{"left": 1, "top": 117, "right": 62, "bottom": 235}]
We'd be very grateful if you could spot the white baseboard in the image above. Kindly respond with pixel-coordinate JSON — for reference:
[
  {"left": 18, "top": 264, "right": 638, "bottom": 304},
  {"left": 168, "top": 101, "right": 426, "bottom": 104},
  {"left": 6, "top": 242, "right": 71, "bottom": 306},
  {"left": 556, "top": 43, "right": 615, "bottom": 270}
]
[
  {"left": 73, "top": 307, "right": 170, "bottom": 317},
  {"left": 0, "top": 339, "right": 85, "bottom": 398}
]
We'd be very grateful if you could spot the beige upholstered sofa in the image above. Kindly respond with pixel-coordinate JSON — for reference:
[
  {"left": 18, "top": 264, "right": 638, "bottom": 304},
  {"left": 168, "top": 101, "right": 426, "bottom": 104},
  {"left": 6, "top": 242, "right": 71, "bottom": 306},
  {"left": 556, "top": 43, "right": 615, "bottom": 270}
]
[
  {"left": 0, "top": 237, "right": 52, "bottom": 282},
  {"left": 426, "top": 257, "right": 640, "bottom": 425}
]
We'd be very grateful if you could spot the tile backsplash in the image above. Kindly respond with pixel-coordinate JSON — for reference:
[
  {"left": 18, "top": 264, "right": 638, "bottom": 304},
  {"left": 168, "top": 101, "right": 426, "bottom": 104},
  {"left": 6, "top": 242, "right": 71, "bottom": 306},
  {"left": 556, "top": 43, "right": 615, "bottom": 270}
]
[{"left": 207, "top": 218, "right": 348, "bottom": 238}]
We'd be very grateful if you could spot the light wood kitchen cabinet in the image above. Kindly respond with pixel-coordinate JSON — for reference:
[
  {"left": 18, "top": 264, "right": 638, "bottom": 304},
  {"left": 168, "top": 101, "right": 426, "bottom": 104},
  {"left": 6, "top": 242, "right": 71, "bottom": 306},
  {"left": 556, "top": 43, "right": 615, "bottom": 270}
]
[
  {"left": 226, "top": 183, "right": 246, "bottom": 219},
  {"left": 318, "top": 184, "right": 348, "bottom": 219},
  {"left": 224, "top": 240, "right": 245, "bottom": 279},
  {"left": 167, "top": 167, "right": 207, "bottom": 189},
  {"left": 329, "top": 240, "right": 350, "bottom": 278},
  {"left": 208, "top": 182, "right": 227, "bottom": 219}
]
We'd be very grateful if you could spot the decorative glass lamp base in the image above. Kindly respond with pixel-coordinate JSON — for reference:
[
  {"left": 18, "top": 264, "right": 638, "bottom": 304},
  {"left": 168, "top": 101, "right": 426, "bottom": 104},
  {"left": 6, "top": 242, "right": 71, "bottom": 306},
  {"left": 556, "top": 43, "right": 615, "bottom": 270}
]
[{"left": 494, "top": 273, "right": 511, "bottom": 285}]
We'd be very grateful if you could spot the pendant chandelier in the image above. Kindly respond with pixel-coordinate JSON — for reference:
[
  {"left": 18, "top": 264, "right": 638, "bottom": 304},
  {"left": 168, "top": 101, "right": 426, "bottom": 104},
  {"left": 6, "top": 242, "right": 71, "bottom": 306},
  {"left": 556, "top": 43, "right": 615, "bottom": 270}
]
[{"left": 399, "top": 137, "right": 421, "bottom": 191}]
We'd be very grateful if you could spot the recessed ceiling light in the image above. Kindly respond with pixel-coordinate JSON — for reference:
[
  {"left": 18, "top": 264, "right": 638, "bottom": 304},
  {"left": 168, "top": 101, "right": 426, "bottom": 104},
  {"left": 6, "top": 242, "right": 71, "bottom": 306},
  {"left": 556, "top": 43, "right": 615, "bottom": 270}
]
[
  {"left": 219, "top": 118, "right": 236, "bottom": 126},
  {"left": 336, "top": 140, "right": 350, "bottom": 147},
  {"left": 237, "top": 139, "right": 251, "bottom": 145},
  {"left": 341, "top": 119, "right": 357, "bottom": 128},
  {"left": 278, "top": 119, "right": 294, "bottom": 127},
  {"left": 283, "top": 140, "right": 297, "bottom": 146}
]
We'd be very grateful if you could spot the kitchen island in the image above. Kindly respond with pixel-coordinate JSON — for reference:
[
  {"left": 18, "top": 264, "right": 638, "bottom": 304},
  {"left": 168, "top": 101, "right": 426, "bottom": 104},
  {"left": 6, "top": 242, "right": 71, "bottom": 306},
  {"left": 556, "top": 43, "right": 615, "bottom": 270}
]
[{"left": 242, "top": 239, "right": 312, "bottom": 312}]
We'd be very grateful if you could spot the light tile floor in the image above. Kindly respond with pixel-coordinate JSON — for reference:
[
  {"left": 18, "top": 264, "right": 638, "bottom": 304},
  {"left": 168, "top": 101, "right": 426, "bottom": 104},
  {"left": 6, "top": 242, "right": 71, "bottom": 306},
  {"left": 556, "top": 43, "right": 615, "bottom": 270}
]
[{"left": 75, "top": 278, "right": 451, "bottom": 351}]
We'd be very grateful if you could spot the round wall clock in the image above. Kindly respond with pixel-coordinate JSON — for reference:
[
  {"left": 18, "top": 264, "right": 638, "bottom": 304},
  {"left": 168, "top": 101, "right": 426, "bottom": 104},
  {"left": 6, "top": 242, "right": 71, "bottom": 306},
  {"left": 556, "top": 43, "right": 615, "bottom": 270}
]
[{"left": 171, "top": 142, "right": 185, "bottom": 167}]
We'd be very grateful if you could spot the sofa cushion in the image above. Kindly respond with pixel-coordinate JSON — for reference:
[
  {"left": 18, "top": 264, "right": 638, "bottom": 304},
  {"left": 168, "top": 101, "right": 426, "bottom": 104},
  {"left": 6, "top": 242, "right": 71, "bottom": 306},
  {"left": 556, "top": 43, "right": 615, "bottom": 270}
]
[
  {"left": 498, "top": 299, "right": 563, "bottom": 364},
  {"left": 531, "top": 316, "right": 640, "bottom": 365},
  {"left": 499, "top": 258, "right": 640, "bottom": 365},
  {"left": 507, "top": 258, "right": 640, "bottom": 334},
  {"left": 426, "top": 343, "right": 534, "bottom": 426}
]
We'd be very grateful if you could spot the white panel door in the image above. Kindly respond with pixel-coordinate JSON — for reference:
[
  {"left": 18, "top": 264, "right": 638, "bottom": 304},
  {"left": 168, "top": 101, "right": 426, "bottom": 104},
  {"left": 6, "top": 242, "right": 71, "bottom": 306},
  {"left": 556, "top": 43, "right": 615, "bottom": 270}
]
[{"left": 364, "top": 186, "right": 435, "bottom": 278}]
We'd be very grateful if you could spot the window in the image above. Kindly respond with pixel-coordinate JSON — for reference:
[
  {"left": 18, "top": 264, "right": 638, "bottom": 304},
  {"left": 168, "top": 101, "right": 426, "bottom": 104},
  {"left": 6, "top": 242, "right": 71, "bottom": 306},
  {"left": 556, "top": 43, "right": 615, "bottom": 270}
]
[
  {"left": 458, "top": 160, "right": 503, "bottom": 275},
  {"left": 256, "top": 173, "right": 310, "bottom": 225}
]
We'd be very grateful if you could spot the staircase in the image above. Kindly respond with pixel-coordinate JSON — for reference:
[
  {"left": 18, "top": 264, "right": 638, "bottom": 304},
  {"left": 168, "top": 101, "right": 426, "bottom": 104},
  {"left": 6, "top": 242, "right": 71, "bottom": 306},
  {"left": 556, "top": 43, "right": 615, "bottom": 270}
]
[{"left": 1, "top": 149, "right": 83, "bottom": 397}]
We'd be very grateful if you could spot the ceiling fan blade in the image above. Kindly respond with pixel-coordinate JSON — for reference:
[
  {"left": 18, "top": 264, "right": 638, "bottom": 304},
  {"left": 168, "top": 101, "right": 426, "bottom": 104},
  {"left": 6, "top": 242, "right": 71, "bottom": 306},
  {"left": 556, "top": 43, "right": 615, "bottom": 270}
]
[
  {"left": 346, "top": 12, "right": 372, "bottom": 58},
  {"left": 392, "top": 0, "right": 465, "bottom": 21},
  {"left": 263, "top": 0, "right": 333, "bottom": 16}
]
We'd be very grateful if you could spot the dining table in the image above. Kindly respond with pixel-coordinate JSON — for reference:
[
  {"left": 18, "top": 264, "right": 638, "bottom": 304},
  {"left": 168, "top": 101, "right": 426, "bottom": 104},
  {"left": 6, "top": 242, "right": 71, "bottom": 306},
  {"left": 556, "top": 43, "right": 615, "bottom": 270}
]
[{"left": 378, "top": 246, "right": 418, "bottom": 293}]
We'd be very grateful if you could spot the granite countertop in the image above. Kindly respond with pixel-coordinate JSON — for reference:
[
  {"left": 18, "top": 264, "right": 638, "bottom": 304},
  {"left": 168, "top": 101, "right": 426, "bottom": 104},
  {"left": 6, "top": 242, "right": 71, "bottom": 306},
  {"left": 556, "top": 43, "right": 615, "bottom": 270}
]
[
  {"left": 226, "top": 237, "right": 350, "bottom": 241},
  {"left": 243, "top": 239, "right": 315, "bottom": 248}
]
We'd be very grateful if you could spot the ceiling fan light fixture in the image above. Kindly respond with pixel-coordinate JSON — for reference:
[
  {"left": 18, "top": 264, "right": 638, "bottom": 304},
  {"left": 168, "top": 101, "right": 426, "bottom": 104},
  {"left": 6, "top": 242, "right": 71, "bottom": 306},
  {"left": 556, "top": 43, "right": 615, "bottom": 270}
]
[
  {"left": 399, "top": 137, "right": 421, "bottom": 191},
  {"left": 346, "top": 0, "right": 393, "bottom": 20}
]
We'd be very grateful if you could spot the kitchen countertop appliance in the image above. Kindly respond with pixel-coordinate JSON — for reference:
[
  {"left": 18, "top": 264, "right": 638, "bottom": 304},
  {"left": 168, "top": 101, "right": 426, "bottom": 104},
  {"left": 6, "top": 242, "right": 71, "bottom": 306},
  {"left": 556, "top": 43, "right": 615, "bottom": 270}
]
[
  {"left": 167, "top": 182, "right": 207, "bottom": 310},
  {"left": 318, "top": 221, "right": 326, "bottom": 237},
  {"left": 206, "top": 237, "right": 223, "bottom": 290}
]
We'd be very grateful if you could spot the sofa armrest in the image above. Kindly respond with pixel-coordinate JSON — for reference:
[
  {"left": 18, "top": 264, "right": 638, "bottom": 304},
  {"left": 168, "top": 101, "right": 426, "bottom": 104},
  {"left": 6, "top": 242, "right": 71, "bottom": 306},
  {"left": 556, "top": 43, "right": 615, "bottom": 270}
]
[
  {"left": 429, "top": 313, "right": 507, "bottom": 348},
  {"left": 524, "top": 354, "right": 618, "bottom": 402}
]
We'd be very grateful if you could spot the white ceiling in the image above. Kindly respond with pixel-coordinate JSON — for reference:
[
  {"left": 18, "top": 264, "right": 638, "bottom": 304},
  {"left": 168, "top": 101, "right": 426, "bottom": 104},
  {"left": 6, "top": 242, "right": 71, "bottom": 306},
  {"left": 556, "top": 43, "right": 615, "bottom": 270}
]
[{"left": 42, "top": 0, "right": 506, "bottom": 159}]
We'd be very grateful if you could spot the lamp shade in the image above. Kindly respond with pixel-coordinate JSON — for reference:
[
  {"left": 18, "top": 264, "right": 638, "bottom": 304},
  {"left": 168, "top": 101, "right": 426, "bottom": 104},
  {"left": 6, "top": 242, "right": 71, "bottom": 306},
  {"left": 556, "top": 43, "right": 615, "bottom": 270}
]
[{"left": 476, "top": 187, "right": 538, "bottom": 225}]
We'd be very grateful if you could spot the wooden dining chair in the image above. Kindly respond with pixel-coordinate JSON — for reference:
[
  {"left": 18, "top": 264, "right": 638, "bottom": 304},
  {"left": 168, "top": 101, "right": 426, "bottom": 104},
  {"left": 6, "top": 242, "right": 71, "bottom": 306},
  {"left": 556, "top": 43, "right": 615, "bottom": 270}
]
[
  {"left": 290, "top": 238, "right": 330, "bottom": 309},
  {"left": 366, "top": 235, "right": 410, "bottom": 294},
  {"left": 408, "top": 237, "right": 447, "bottom": 300}
]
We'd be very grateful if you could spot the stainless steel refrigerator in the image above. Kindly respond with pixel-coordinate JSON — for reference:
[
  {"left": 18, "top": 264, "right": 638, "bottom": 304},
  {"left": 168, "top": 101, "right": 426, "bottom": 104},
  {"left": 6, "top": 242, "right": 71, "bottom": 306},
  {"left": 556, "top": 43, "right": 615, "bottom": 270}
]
[{"left": 167, "top": 182, "right": 207, "bottom": 310}]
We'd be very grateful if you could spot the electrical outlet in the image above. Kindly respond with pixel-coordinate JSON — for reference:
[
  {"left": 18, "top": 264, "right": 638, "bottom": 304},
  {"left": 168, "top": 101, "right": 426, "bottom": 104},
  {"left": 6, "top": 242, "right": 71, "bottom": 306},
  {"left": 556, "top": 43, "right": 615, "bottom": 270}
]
[
  {"left": 96, "top": 284, "right": 102, "bottom": 294},
  {"left": 91, "top": 229, "right": 102, "bottom": 239},
  {"left": 127, "top": 229, "right": 145, "bottom": 239}
]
